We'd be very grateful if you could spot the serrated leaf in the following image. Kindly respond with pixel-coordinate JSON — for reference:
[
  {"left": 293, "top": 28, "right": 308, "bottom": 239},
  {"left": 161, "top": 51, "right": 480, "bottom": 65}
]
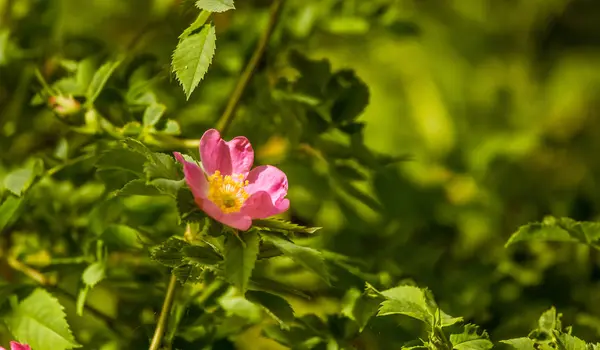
[
  {"left": 0, "top": 196, "right": 23, "bottom": 232},
  {"left": 253, "top": 219, "right": 321, "bottom": 234},
  {"left": 116, "top": 179, "right": 162, "bottom": 197},
  {"left": 4, "top": 288, "right": 81, "bottom": 350},
  {"left": 224, "top": 231, "right": 259, "bottom": 293},
  {"left": 150, "top": 237, "right": 190, "bottom": 267},
  {"left": 82, "top": 261, "right": 106, "bottom": 287},
  {"left": 195, "top": 0, "right": 235, "bottom": 12},
  {"left": 150, "top": 178, "right": 184, "bottom": 197},
  {"left": 377, "top": 285, "right": 461, "bottom": 327},
  {"left": 506, "top": 217, "right": 600, "bottom": 248},
  {"left": 173, "top": 264, "right": 205, "bottom": 284},
  {"left": 182, "top": 245, "right": 223, "bottom": 265},
  {"left": 247, "top": 291, "right": 295, "bottom": 329},
  {"left": 261, "top": 232, "right": 330, "bottom": 285},
  {"left": 86, "top": 59, "right": 121, "bottom": 105},
  {"left": 144, "top": 153, "right": 180, "bottom": 180},
  {"left": 449, "top": 324, "right": 493, "bottom": 350},
  {"left": 143, "top": 103, "right": 166, "bottom": 127},
  {"left": 172, "top": 24, "right": 216, "bottom": 99},
  {"left": 556, "top": 332, "right": 587, "bottom": 350},
  {"left": 101, "top": 224, "right": 143, "bottom": 250},
  {"left": 97, "top": 148, "right": 146, "bottom": 176},
  {"left": 500, "top": 338, "right": 536, "bottom": 349}
]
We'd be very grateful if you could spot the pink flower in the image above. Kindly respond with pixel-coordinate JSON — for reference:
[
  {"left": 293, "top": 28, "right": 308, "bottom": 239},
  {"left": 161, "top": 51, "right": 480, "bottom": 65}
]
[
  {"left": 174, "top": 129, "right": 289, "bottom": 231},
  {"left": 0, "top": 342, "right": 31, "bottom": 350}
]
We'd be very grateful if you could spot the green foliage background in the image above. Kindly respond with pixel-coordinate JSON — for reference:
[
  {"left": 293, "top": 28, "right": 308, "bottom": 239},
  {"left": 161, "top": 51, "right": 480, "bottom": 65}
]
[{"left": 1, "top": 0, "right": 600, "bottom": 349}]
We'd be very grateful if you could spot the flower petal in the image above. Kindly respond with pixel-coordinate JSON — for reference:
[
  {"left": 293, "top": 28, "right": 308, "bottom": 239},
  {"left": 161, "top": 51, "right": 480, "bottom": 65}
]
[
  {"left": 10, "top": 342, "right": 31, "bottom": 350},
  {"left": 197, "top": 198, "right": 252, "bottom": 231},
  {"left": 242, "top": 191, "right": 290, "bottom": 219},
  {"left": 174, "top": 152, "right": 208, "bottom": 199},
  {"left": 226, "top": 136, "right": 254, "bottom": 175},
  {"left": 200, "top": 129, "right": 232, "bottom": 175},
  {"left": 245, "top": 165, "right": 288, "bottom": 202}
]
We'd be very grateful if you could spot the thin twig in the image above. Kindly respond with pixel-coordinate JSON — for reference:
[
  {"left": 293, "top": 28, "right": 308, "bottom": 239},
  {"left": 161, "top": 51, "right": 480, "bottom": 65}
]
[
  {"left": 148, "top": 274, "right": 178, "bottom": 350},
  {"left": 216, "top": 0, "right": 286, "bottom": 134}
]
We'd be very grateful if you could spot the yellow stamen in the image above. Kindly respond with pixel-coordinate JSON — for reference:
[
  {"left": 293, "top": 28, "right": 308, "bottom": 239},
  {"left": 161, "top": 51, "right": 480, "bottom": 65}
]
[{"left": 207, "top": 170, "right": 249, "bottom": 213}]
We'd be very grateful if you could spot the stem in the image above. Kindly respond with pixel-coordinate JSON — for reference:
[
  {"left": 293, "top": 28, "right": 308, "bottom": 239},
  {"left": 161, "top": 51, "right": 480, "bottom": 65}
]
[
  {"left": 148, "top": 274, "right": 178, "bottom": 350},
  {"left": 216, "top": 0, "right": 285, "bottom": 134}
]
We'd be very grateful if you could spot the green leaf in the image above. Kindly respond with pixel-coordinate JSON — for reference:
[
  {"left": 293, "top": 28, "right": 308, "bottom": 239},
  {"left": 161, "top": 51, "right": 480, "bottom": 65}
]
[
  {"left": 173, "top": 264, "right": 205, "bottom": 284},
  {"left": 182, "top": 245, "right": 223, "bottom": 265},
  {"left": 101, "top": 224, "right": 143, "bottom": 250},
  {"left": 506, "top": 216, "right": 600, "bottom": 248},
  {"left": 82, "top": 261, "right": 106, "bottom": 287},
  {"left": 377, "top": 285, "right": 461, "bottom": 327},
  {"left": 116, "top": 179, "right": 162, "bottom": 197},
  {"left": 172, "top": 24, "right": 216, "bottom": 100},
  {"left": 253, "top": 219, "right": 322, "bottom": 235},
  {"left": 86, "top": 59, "right": 122, "bottom": 105},
  {"left": 449, "top": 324, "right": 493, "bottom": 350},
  {"left": 150, "top": 237, "right": 189, "bottom": 267},
  {"left": 195, "top": 0, "right": 235, "bottom": 12},
  {"left": 180, "top": 11, "right": 211, "bottom": 39},
  {"left": 329, "top": 70, "right": 370, "bottom": 124},
  {"left": 162, "top": 120, "right": 181, "bottom": 135},
  {"left": 150, "top": 178, "right": 184, "bottom": 197},
  {"left": 144, "top": 153, "right": 180, "bottom": 180},
  {"left": 351, "top": 291, "right": 382, "bottom": 332},
  {"left": 261, "top": 232, "right": 331, "bottom": 285},
  {"left": 500, "top": 338, "right": 536, "bottom": 349},
  {"left": 556, "top": 332, "right": 587, "bottom": 350},
  {"left": 246, "top": 291, "right": 295, "bottom": 329},
  {"left": 248, "top": 276, "right": 310, "bottom": 300},
  {"left": 538, "top": 307, "right": 558, "bottom": 331},
  {"left": 0, "top": 196, "right": 23, "bottom": 232},
  {"left": 224, "top": 231, "right": 259, "bottom": 293},
  {"left": 142, "top": 103, "right": 166, "bottom": 127},
  {"left": 4, "top": 288, "right": 81, "bottom": 350},
  {"left": 4, "top": 168, "right": 35, "bottom": 196},
  {"left": 96, "top": 148, "right": 146, "bottom": 176}
]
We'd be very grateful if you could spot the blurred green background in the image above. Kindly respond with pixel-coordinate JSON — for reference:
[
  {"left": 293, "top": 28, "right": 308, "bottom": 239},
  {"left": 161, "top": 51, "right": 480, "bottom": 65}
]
[{"left": 2, "top": 0, "right": 600, "bottom": 349}]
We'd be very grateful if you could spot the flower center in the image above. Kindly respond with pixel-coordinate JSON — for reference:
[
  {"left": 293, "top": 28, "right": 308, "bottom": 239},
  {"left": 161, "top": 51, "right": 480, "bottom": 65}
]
[{"left": 207, "top": 170, "right": 249, "bottom": 213}]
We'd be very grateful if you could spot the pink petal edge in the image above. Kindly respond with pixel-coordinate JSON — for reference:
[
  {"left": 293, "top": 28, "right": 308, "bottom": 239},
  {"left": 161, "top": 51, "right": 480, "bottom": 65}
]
[
  {"left": 197, "top": 198, "right": 253, "bottom": 231},
  {"left": 200, "top": 129, "right": 233, "bottom": 175},
  {"left": 174, "top": 152, "right": 208, "bottom": 199},
  {"left": 10, "top": 342, "right": 31, "bottom": 350},
  {"left": 244, "top": 165, "right": 289, "bottom": 203},
  {"left": 242, "top": 191, "right": 290, "bottom": 219},
  {"left": 226, "top": 136, "right": 254, "bottom": 175}
]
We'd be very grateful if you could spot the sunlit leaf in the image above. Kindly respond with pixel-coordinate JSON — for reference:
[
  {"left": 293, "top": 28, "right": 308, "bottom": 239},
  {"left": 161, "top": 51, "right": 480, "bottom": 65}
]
[
  {"left": 195, "top": 0, "right": 235, "bottom": 12},
  {"left": 450, "top": 324, "right": 493, "bottom": 350},
  {"left": 172, "top": 24, "right": 216, "bottom": 99},
  {"left": 4, "top": 288, "right": 81, "bottom": 350},
  {"left": 224, "top": 231, "right": 259, "bottom": 293}
]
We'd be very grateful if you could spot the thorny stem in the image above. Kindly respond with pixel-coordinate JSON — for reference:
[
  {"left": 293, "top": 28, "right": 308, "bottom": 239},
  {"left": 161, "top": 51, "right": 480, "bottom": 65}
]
[
  {"left": 5, "top": 257, "right": 127, "bottom": 337},
  {"left": 216, "top": 0, "right": 285, "bottom": 135},
  {"left": 148, "top": 274, "right": 178, "bottom": 350}
]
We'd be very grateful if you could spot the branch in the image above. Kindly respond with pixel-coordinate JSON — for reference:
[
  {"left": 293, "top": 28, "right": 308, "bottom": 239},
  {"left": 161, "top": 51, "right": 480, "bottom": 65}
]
[{"left": 216, "top": 0, "right": 285, "bottom": 134}]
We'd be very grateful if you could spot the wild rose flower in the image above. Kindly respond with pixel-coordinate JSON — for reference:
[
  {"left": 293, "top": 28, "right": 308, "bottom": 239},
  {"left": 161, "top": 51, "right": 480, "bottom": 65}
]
[
  {"left": 0, "top": 341, "right": 31, "bottom": 350},
  {"left": 174, "top": 129, "right": 289, "bottom": 231}
]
